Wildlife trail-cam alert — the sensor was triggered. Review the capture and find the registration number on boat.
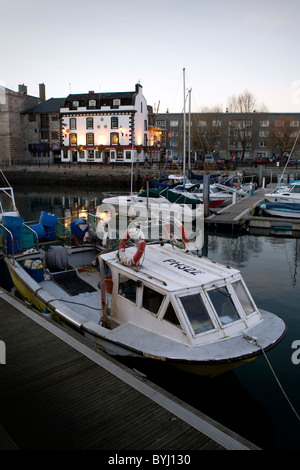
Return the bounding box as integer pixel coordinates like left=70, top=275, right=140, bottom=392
left=163, top=258, right=202, bottom=276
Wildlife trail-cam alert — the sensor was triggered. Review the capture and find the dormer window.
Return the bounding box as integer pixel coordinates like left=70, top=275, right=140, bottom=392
left=89, top=99, right=96, bottom=108
left=72, top=101, right=79, bottom=108
left=113, top=99, right=121, bottom=108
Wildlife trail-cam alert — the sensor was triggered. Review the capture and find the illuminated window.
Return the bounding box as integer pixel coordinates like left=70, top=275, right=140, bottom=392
left=69, top=133, right=77, bottom=146
left=110, top=133, right=119, bottom=145
left=86, top=133, right=94, bottom=146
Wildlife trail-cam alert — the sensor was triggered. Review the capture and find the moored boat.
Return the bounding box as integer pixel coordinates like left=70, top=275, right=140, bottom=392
left=3, top=222, right=286, bottom=376
left=261, top=202, right=300, bottom=219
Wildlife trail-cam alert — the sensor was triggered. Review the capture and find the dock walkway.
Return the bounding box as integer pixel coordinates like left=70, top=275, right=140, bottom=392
left=205, top=186, right=273, bottom=228
left=0, top=289, right=259, bottom=451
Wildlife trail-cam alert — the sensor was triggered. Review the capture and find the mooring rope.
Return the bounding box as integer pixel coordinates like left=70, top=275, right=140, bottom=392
left=243, top=334, right=300, bottom=422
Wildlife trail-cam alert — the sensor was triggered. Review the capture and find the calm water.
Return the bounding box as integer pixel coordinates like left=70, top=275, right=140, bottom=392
left=13, top=183, right=300, bottom=450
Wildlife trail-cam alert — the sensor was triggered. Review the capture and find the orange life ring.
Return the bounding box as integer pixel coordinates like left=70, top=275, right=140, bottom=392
left=164, top=217, right=189, bottom=249
left=118, top=228, right=146, bottom=266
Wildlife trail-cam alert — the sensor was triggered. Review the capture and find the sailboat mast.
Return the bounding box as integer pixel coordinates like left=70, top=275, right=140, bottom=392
left=183, top=68, right=186, bottom=185
left=188, top=88, right=191, bottom=173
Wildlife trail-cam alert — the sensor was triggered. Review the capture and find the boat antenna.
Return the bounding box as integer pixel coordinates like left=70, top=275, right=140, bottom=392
left=277, top=129, right=300, bottom=188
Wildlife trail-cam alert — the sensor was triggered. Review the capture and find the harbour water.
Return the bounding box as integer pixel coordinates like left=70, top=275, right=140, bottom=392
left=12, top=182, right=300, bottom=450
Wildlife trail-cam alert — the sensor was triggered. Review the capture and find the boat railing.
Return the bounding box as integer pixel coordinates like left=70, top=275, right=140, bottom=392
left=23, top=223, right=40, bottom=249
left=0, top=223, right=15, bottom=262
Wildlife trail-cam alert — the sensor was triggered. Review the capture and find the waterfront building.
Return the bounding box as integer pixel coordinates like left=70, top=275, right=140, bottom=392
left=22, top=97, right=65, bottom=163
left=156, top=111, right=300, bottom=162
left=0, top=84, right=43, bottom=164
left=60, top=83, right=161, bottom=164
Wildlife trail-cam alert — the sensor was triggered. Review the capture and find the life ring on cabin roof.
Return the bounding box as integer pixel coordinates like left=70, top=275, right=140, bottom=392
left=118, top=227, right=146, bottom=266
left=164, top=216, right=189, bottom=249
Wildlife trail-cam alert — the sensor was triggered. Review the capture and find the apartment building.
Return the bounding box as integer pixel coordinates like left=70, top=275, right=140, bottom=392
left=156, top=111, right=300, bottom=161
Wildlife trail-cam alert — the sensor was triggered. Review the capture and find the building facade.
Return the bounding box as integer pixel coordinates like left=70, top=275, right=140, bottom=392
left=22, top=97, right=65, bottom=163
left=156, top=111, right=300, bottom=161
left=60, top=83, right=160, bottom=164
left=0, top=84, right=43, bottom=163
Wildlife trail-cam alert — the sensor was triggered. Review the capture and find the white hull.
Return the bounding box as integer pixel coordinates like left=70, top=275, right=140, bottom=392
left=5, top=241, right=286, bottom=375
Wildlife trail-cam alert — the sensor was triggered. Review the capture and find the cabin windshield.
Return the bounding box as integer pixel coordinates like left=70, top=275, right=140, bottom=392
left=179, top=293, right=214, bottom=334
left=208, top=286, right=240, bottom=325
left=232, top=280, right=256, bottom=316
left=290, top=185, right=300, bottom=193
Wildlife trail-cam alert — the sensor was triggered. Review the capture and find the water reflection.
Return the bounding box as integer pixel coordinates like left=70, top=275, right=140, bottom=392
left=12, top=183, right=300, bottom=450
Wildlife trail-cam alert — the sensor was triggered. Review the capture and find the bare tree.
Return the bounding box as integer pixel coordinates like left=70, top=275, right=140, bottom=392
left=227, top=90, right=267, bottom=113
left=268, top=116, right=300, bottom=158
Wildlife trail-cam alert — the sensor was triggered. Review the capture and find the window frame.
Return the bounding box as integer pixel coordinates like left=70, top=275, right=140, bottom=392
left=86, top=117, right=94, bottom=129
left=86, top=133, right=94, bottom=146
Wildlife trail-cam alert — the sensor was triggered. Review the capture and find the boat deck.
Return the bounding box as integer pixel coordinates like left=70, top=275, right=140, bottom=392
left=0, top=288, right=259, bottom=451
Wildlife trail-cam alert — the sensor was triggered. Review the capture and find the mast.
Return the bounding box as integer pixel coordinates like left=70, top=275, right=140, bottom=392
left=183, top=68, right=186, bottom=185
left=188, top=88, right=192, bottom=173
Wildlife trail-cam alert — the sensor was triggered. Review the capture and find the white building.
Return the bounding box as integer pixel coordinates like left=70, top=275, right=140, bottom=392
left=60, top=83, right=156, bottom=164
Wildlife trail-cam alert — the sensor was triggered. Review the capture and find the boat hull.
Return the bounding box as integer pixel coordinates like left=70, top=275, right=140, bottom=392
left=261, top=202, right=300, bottom=219
left=5, top=242, right=287, bottom=378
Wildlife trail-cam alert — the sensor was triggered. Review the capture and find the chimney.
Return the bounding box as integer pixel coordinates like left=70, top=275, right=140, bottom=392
left=18, top=84, right=27, bottom=95
left=39, top=83, right=46, bottom=101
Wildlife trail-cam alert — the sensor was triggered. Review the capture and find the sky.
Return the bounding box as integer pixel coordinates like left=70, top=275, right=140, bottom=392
left=1, top=0, right=300, bottom=114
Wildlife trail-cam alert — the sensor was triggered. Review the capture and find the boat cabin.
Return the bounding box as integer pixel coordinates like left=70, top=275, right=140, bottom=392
left=102, top=244, right=262, bottom=347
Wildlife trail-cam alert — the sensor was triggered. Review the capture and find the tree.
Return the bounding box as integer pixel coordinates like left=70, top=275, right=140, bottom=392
left=227, top=90, right=267, bottom=113
left=268, top=116, right=300, bottom=158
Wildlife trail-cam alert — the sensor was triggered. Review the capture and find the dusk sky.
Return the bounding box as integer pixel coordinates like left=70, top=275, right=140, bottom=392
left=1, top=0, right=300, bottom=113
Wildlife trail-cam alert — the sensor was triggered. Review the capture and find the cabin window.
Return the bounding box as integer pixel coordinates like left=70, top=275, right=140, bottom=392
left=118, top=274, right=137, bottom=303
left=180, top=294, right=214, bottom=334
left=208, top=287, right=240, bottom=325
left=291, top=185, right=300, bottom=193
left=232, top=281, right=255, bottom=316
left=163, top=302, right=182, bottom=329
left=142, top=286, right=164, bottom=315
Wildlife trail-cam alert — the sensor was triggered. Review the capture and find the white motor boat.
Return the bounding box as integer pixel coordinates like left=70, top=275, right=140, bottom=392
left=4, top=224, right=286, bottom=377
left=265, top=181, right=300, bottom=204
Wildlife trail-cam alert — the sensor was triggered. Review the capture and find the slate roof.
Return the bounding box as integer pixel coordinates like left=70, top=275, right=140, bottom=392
left=23, top=98, right=65, bottom=114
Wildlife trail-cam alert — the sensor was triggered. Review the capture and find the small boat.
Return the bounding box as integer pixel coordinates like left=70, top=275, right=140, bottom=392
left=4, top=221, right=286, bottom=376
left=265, top=181, right=300, bottom=204
left=261, top=202, right=300, bottom=219
left=102, top=191, right=204, bottom=223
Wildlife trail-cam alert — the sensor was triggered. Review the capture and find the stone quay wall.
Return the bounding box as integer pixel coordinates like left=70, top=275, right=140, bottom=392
left=1, top=163, right=298, bottom=188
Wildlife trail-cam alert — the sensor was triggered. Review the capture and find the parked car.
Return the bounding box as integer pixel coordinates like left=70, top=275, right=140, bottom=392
left=277, top=157, right=297, bottom=165
left=204, top=154, right=214, bottom=163
left=254, top=157, right=270, bottom=164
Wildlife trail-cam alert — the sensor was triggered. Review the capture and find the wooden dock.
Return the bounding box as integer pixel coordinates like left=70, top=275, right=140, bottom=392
left=205, top=184, right=279, bottom=232
left=0, top=288, right=259, bottom=451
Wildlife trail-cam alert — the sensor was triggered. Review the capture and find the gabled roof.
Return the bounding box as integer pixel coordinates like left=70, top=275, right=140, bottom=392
left=23, top=98, right=65, bottom=114
left=63, top=91, right=136, bottom=108
left=62, top=84, right=142, bottom=109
